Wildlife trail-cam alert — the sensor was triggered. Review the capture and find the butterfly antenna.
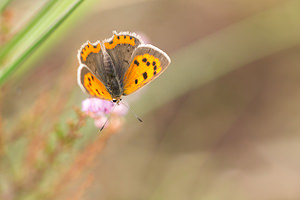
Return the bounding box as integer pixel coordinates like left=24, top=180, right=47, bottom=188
left=121, top=101, right=143, bottom=123
left=99, top=103, right=118, bottom=133
left=99, top=118, right=109, bottom=132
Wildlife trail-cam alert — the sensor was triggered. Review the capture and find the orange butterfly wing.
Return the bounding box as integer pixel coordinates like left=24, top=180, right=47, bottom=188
left=77, top=65, right=112, bottom=101
left=123, top=44, right=171, bottom=95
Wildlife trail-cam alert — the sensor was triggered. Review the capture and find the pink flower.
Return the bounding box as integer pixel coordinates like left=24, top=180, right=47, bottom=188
left=82, top=98, right=113, bottom=116
left=81, top=98, right=128, bottom=129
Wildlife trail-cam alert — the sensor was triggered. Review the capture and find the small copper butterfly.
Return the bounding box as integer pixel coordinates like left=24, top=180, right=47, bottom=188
left=77, top=31, right=171, bottom=103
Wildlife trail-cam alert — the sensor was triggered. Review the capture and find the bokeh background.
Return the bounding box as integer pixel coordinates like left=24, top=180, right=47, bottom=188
left=1, top=0, right=300, bottom=199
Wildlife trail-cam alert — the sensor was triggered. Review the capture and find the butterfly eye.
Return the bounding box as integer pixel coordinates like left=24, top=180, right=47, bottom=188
left=112, top=98, right=122, bottom=104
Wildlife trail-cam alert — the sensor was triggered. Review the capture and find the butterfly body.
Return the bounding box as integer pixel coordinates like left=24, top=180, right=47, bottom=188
left=77, top=31, right=171, bottom=103
left=101, top=52, right=123, bottom=100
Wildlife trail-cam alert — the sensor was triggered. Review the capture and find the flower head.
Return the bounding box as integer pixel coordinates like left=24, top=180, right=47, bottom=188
left=81, top=98, right=128, bottom=130
left=82, top=98, right=113, bottom=116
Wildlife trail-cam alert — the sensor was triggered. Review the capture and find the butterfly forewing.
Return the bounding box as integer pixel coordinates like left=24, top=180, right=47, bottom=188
left=122, top=44, right=171, bottom=95
left=78, top=65, right=113, bottom=101
left=103, top=31, right=143, bottom=84
left=78, top=41, right=103, bottom=75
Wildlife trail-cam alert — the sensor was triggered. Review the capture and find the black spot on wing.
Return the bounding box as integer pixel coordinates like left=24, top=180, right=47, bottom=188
left=134, top=60, right=139, bottom=66
left=96, top=89, right=101, bottom=95
left=143, top=72, right=148, bottom=80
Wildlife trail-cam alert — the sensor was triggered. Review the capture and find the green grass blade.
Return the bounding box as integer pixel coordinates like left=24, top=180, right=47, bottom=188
left=0, top=0, right=58, bottom=58
left=0, top=0, right=84, bottom=86
left=0, top=0, right=12, bottom=12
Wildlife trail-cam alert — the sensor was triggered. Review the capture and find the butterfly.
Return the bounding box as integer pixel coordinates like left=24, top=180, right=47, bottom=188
left=77, top=31, right=171, bottom=104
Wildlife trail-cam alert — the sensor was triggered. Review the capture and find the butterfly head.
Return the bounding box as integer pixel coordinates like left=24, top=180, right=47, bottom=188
left=112, top=97, right=122, bottom=104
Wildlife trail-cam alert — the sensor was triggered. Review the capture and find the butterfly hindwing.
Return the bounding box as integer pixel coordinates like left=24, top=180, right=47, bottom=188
left=77, top=65, right=113, bottom=101
left=123, top=44, right=171, bottom=95
left=103, top=31, right=143, bottom=84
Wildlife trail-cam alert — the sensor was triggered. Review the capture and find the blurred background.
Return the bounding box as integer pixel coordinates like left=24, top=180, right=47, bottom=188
left=1, top=0, right=300, bottom=199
